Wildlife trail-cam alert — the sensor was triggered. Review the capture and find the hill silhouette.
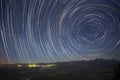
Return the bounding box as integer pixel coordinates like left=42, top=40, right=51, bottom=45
left=0, top=59, right=120, bottom=80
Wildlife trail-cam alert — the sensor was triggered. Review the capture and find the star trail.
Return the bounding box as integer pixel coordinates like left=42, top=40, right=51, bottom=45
left=0, top=0, right=120, bottom=64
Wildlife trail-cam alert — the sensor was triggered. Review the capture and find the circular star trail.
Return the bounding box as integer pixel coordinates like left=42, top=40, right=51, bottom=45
left=0, top=0, right=120, bottom=64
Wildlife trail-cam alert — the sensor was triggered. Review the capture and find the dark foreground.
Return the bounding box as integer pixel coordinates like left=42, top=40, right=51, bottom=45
left=0, top=59, right=120, bottom=80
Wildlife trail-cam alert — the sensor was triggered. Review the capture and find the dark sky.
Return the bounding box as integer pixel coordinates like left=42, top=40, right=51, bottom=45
left=0, top=0, right=120, bottom=64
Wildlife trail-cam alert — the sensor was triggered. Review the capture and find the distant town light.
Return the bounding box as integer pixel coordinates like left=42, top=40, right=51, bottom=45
left=28, top=64, right=33, bottom=68
left=32, top=64, right=37, bottom=67
left=28, top=64, right=37, bottom=68
left=27, top=64, right=55, bottom=68
left=17, top=65, right=22, bottom=67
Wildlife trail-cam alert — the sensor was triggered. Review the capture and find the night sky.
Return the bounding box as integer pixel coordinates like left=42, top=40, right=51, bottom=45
left=0, top=0, right=120, bottom=64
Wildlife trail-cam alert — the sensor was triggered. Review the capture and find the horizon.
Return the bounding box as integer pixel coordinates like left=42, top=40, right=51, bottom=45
left=0, top=58, right=119, bottom=65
